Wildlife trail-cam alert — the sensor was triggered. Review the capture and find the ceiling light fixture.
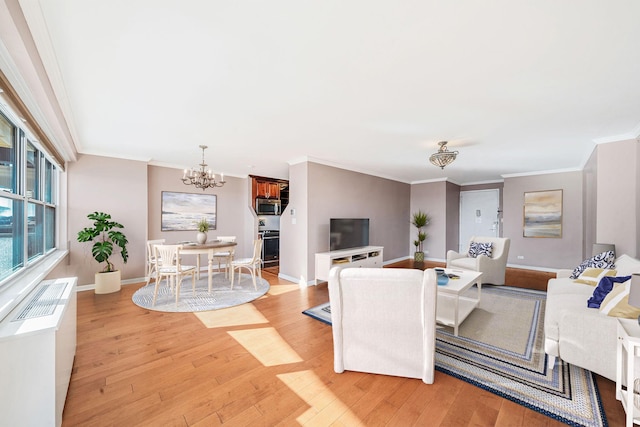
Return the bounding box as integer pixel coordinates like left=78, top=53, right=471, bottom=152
left=182, top=145, right=226, bottom=190
left=429, top=141, right=458, bottom=169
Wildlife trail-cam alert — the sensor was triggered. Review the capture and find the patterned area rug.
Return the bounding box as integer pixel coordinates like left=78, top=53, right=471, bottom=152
left=302, top=286, right=607, bottom=427
left=132, top=272, right=269, bottom=312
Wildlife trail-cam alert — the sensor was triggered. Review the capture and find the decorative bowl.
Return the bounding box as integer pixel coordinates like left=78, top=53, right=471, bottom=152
left=435, top=268, right=449, bottom=286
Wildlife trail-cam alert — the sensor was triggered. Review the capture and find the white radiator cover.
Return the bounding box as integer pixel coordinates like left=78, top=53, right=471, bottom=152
left=0, top=277, right=77, bottom=427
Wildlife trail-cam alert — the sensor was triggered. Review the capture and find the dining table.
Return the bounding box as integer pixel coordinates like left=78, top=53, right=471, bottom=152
left=178, top=240, right=238, bottom=293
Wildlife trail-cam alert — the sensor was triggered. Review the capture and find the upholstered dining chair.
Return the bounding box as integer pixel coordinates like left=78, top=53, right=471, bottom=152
left=213, top=236, right=236, bottom=278
left=230, top=239, right=263, bottom=290
left=153, top=244, right=197, bottom=306
left=145, top=238, right=165, bottom=286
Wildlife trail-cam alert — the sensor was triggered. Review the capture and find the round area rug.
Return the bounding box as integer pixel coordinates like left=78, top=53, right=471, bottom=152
left=132, top=272, right=270, bottom=313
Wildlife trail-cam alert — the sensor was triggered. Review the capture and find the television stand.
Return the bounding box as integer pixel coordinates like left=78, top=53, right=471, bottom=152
left=315, top=246, right=384, bottom=284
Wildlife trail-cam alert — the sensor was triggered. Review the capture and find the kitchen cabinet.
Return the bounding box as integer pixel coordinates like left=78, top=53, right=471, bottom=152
left=256, top=181, right=280, bottom=199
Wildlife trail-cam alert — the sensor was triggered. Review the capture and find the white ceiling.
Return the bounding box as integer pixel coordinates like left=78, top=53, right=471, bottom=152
left=17, top=0, right=640, bottom=184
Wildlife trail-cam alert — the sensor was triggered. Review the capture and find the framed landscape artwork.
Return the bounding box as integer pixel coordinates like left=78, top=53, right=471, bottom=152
left=523, top=189, right=562, bottom=238
left=161, top=191, right=217, bottom=231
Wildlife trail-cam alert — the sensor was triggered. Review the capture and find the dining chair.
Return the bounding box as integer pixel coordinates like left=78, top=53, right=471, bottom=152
left=153, top=244, right=197, bottom=306
left=230, top=239, right=263, bottom=290
left=213, top=236, right=236, bottom=278
left=145, top=238, right=166, bottom=286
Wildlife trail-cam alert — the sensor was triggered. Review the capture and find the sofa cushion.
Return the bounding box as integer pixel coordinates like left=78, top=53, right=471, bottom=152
left=614, top=254, right=640, bottom=276
left=599, top=277, right=638, bottom=318
left=570, top=250, right=616, bottom=279
left=468, top=241, right=493, bottom=258
left=544, top=278, right=595, bottom=340
left=547, top=277, right=595, bottom=296
left=574, top=267, right=617, bottom=286
left=449, top=257, right=477, bottom=270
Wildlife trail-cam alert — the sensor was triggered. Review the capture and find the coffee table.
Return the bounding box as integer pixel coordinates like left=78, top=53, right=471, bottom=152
left=435, top=268, right=482, bottom=336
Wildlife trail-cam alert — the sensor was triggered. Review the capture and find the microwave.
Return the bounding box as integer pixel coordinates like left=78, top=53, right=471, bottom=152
left=256, top=198, right=281, bottom=215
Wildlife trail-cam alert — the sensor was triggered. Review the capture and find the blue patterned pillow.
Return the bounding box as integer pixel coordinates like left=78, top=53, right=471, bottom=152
left=468, top=242, right=493, bottom=258
left=570, top=250, right=616, bottom=279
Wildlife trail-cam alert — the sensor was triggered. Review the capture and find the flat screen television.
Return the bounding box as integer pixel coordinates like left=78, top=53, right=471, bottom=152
left=330, top=218, right=370, bottom=251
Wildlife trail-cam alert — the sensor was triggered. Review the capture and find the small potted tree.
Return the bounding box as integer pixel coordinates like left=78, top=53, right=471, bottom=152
left=77, top=211, right=129, bottom=294
left=411, top=210, right=431, bottom=262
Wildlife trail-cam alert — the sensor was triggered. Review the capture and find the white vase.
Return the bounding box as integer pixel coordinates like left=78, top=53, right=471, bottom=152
left=196, top=231, right=207, bottom=244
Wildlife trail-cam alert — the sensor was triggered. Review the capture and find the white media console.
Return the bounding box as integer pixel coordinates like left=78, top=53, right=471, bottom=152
left=315, top=246, right=384, bottom=284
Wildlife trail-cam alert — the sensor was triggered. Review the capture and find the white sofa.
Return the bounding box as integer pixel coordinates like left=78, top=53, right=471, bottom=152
left=446, top=236, right=511, bottom=285
left=544, top=254, right=640, bottom=381
left=328, top=267, right=438, bottom=384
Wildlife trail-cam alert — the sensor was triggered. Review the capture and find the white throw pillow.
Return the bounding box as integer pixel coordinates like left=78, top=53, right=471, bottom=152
left=614, top=254, right=640, bottom=276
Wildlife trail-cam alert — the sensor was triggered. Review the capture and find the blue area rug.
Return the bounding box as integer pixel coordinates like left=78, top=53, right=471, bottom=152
left=302, top=286, right=607, bottom=427
left=132, top=272, right=269, bottom=312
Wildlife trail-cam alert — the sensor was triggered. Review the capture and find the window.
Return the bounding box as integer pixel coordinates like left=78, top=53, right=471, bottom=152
left=0, top=113, right=17, bottom=193
left=0, top=110, right=58, bottom=283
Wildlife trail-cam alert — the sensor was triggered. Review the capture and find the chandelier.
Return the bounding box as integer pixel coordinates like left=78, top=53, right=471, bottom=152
left=182, top=145, right=226, bottom=190
left=429, top=141, right=458, bottom=169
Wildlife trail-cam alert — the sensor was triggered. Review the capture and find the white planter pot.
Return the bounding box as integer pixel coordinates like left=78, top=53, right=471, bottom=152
left=95, top=270, right=121, bottom=294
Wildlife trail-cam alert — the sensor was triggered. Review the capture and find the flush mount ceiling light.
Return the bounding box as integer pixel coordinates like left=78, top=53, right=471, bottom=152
left=181, top=145, right=226, bottom=190
left=429, top=141, right=459, bottom=169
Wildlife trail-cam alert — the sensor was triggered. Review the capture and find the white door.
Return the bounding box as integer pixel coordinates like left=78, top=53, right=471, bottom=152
left=459, top=189, right=500, bottom=252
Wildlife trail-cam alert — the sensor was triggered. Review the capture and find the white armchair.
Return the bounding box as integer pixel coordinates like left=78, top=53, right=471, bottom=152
left=446, top=236, right=510, bottom=285
left=328, top=267, right=438, bottom=384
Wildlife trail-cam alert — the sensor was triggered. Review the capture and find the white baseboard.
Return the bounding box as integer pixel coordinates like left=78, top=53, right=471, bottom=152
left=77, top=276, right=145, bottom=293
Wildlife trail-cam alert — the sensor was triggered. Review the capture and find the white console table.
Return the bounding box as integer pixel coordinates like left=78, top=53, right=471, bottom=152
left=616, top=319, right=640, bottom=426
left=315, top=246, right=383, bottom=284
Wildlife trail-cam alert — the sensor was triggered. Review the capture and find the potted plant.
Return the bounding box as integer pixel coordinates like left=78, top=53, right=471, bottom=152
left=411, top=210, right=431, bottom=262
left=77, top=211, right=129, bottom=294
left=196, top=218, right=210, bottom=244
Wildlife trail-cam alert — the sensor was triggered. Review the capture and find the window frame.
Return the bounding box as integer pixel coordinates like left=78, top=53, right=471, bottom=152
left=0, top=104, right=59, bottom=286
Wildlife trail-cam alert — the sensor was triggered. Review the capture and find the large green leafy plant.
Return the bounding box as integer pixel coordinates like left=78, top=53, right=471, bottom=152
left=77, top=211, right=129, bottom=273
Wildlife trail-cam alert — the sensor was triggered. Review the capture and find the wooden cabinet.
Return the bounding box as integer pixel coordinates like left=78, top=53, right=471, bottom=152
left=255, top=180, right=280, bottom=199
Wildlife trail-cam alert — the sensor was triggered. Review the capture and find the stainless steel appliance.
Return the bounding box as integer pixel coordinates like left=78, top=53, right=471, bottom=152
left=259, top=230, right=279, bottom=266
left=255, top=198, right=281, bottom=215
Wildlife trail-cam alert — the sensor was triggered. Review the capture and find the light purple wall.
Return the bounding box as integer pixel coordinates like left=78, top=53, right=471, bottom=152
left=446, top=181, right=461, bottom=253
left=503, top=171, right=584, bottom=269
left=596, top=139, right=639, bottom=257
left=583, top=148, right=598, bottom=259
left=279, top=162, right=309, bottom=283
left=49, top=140, right=639, bottom=286
left=410, top=181, right=447, bottom=259
left=281, top=162, right=410, bottom=283
left=63, top=154, right=148, bottom=285
left=147, top=165, right=255, bottom=259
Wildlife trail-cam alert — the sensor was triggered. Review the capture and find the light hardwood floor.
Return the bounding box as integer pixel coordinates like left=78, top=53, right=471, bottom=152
left=62, top=261, right=625, bottom=426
